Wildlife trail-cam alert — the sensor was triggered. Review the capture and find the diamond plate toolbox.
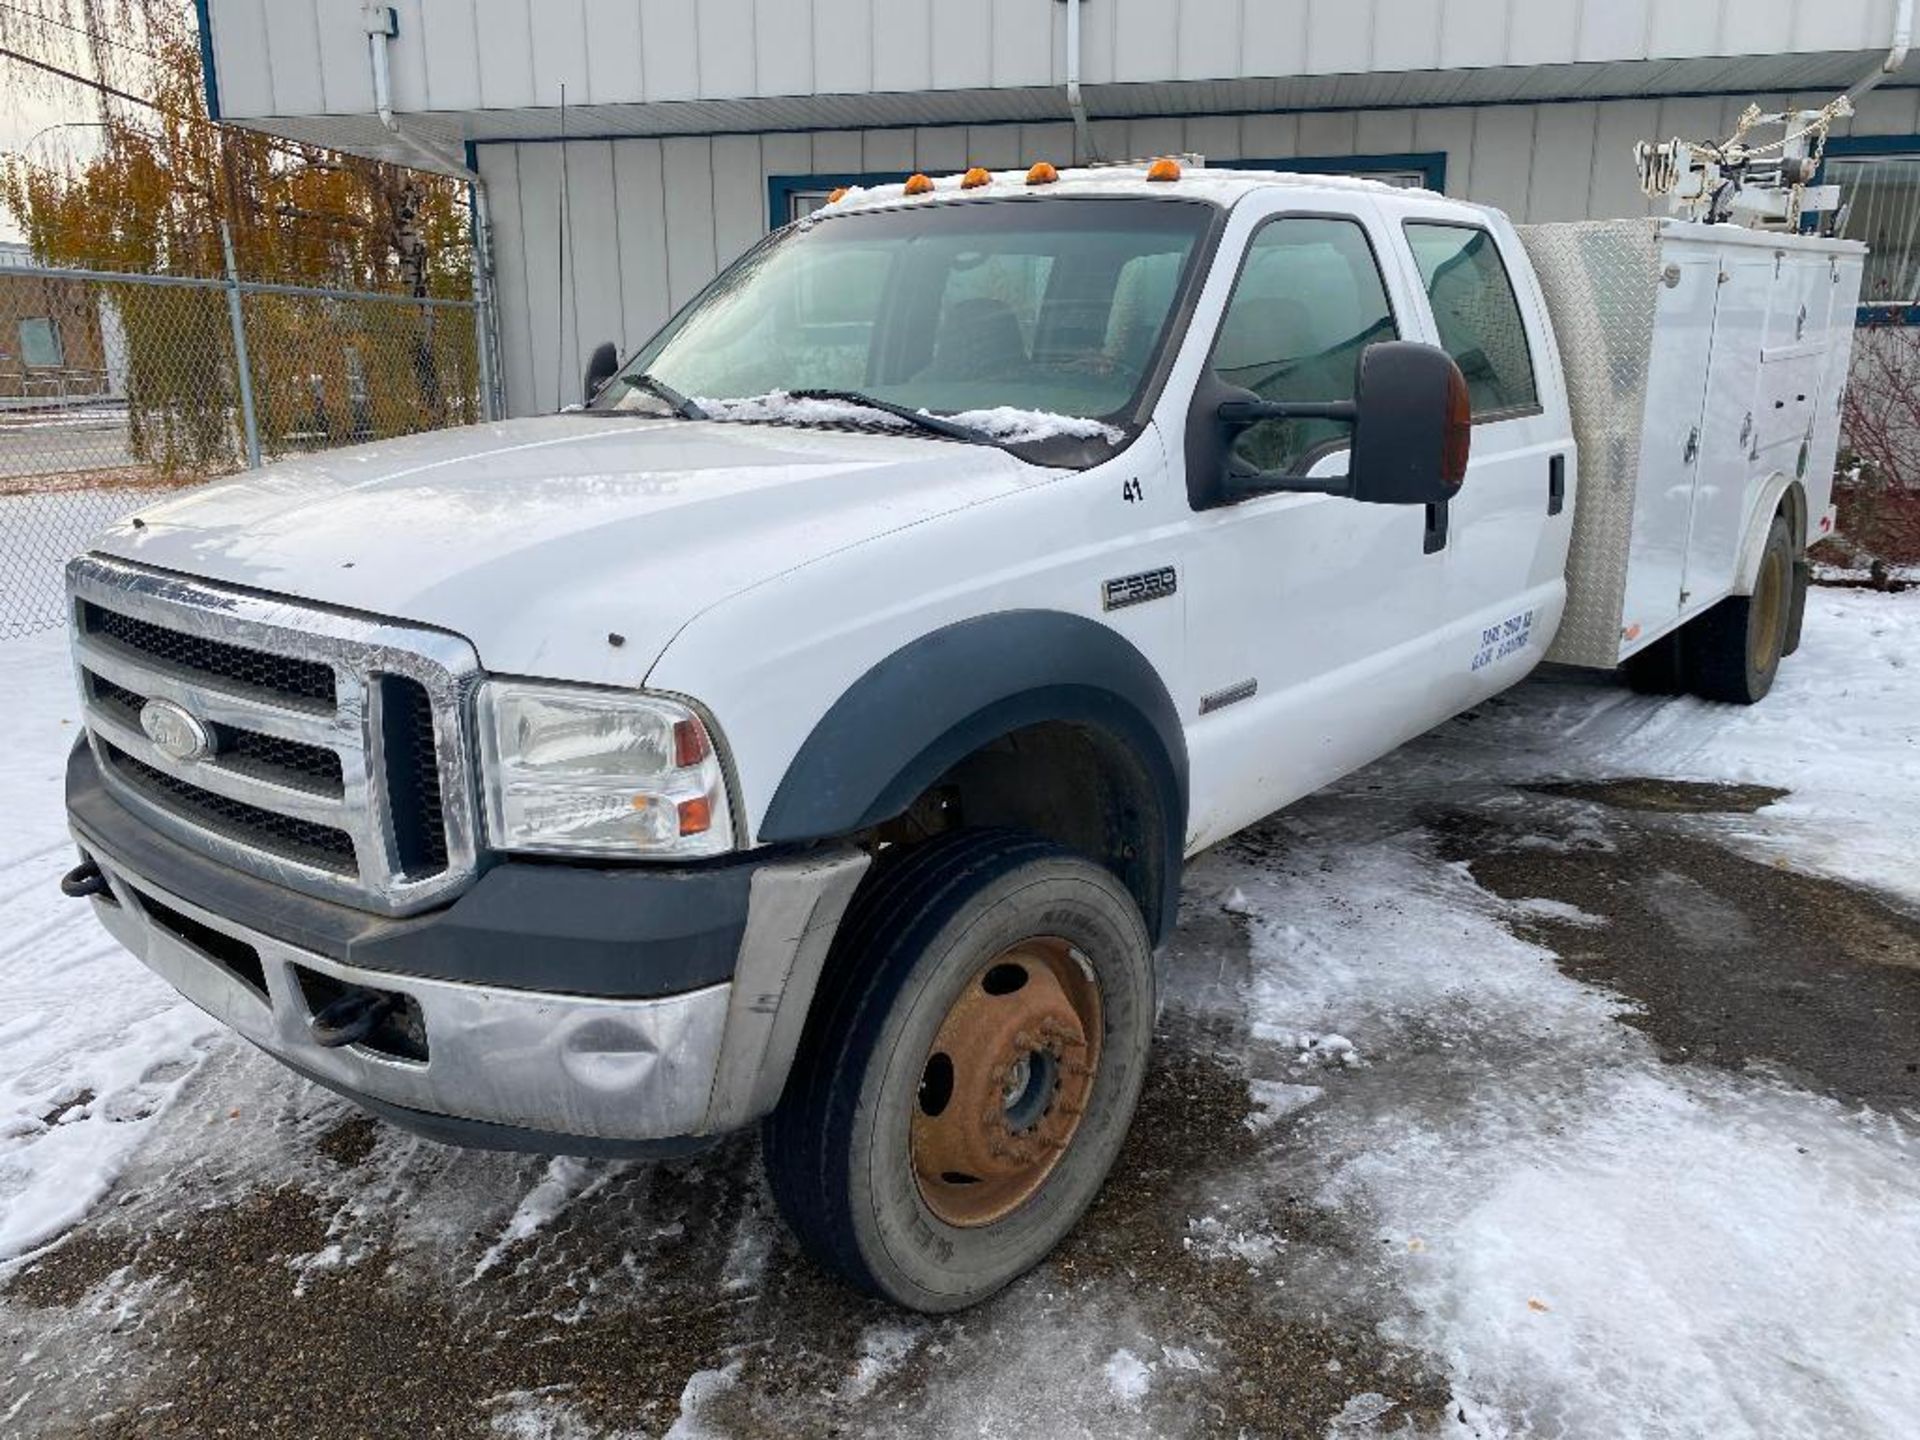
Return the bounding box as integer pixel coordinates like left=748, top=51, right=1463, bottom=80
left=1517, top=219, right=1664, bottom=669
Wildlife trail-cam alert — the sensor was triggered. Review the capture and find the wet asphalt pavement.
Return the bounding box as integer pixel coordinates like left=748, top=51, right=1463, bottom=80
left=4, top=700, right=1918, bottom=1438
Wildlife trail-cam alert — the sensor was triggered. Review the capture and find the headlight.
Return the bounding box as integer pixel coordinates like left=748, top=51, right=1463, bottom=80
left=477, top=681, right=734, bottom=858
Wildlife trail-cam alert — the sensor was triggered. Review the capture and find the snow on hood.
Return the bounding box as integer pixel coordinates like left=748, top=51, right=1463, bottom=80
left=86, top=414, right=1046, bottom=686
left=691, top=390, right=1125, bottom=446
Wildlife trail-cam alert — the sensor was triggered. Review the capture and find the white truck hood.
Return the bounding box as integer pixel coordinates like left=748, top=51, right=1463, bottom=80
left=89, top=415, right=1045, bottom=685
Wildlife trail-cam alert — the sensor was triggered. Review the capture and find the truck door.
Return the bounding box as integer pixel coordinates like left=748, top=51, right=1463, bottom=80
left=1175, top=202, right=1454, bottom=850
left=1396, top=218, right=1573, bottom=699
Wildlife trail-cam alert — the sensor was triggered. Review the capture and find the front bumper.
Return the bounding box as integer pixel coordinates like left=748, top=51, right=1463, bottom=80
left=68, top=744, right=868, bottom=1152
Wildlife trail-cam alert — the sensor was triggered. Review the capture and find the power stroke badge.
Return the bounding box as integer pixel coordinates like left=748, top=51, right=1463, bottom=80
left=1102, top=566, right=1178, bottom=612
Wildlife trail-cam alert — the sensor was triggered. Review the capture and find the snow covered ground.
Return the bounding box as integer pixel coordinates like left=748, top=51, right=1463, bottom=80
left=1, top=587, right=1917, bottom=1438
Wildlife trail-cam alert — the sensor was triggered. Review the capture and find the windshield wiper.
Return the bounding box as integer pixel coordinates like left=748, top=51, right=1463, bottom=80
left=787, top=388, right=991, bottom=445
left=625, top=371, right=707, bottom=420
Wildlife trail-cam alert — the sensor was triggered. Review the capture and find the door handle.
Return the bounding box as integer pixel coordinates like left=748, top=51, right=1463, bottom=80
left=1684, top=426, right=1700, bottom=466
left=1548, top=454, right=1566, bottom=516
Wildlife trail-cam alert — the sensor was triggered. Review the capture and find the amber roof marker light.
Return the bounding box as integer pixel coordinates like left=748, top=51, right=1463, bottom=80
left=1026, top=162, right=1060, bottom=185
left=826, top=186, right=849, bottom=204
left=961, top=166, right=992, bottom=189
left=904, top=173, right=936, bottom=195
left=1145, top=156, right=1183, bottom=182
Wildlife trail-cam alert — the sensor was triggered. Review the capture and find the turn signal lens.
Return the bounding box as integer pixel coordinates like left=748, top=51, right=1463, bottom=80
left=961, top=166, right=991, bottom=189
left=672, top=717, right=710, bottom=768
left=1026, top=161, right=1059, bottom=185
left=1145, top=156, right=1182, bottom=182
left=904, top=172, right=935, bottom=195
left=827, top=186, right=849, bottom=203
left=1442, top=365, right=1472, bottom=491
left=676, top=795, right=714, bottom=836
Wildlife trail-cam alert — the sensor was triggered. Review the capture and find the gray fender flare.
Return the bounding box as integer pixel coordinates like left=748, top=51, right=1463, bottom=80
left=759, top=610, right=1189, bottom=944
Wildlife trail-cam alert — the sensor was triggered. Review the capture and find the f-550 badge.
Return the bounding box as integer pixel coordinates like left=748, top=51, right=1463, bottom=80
left=1102, top=566, right=1177, bottom=612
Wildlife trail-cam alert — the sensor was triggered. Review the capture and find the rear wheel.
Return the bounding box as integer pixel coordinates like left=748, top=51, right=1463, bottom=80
left=762, top=830, right=1155, bottom=1312
left=1685, top=514, right=1794, bottom=704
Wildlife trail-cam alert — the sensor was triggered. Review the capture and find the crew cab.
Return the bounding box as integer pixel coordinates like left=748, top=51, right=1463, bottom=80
left=59, top=161, right=1860, bottom=1312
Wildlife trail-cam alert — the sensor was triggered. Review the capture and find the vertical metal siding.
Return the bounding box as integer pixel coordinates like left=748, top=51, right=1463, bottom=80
left=1439, top=0, right=1511, bottom=70
left=1176, top=0, right=1242, bottom=83
left=473, top=0, right=536, bottom=109
left=1527, top=103, right=1599, bottom=221
left=1113, top=0, right=1179, bottom=84
left=1577, top=0, right=1650, bottom=64
left=814, top=0, right=876, bottom=95
left=204, top=0, right=1907, bottom=121
left=697, top=0, right=758, bottom=97
left=315, top=0, right=378, bottom=113
left=1374, top=0, right=1442, bottom=73
left=583, top=0, right=644, bottom=106
left=1306, top=0, right=1373, bottom=74
left=263, top=3, right=326, bottom=114
left=1510, top=0, right=1579, bottom=68
left=640, top=0, right=701, bottom=103
left=612, top=139, right=673, bottom=347
left=207, top=0, right=273, bottom=117
left=418, top=0, right=484, bottom=110
left=992, top=0, right=1054, bottom=89
left=661, top=137, right=719, bottom=312
left=529, top=2, right=591, bottom=106
left=874, top=1, right=935, bottom=94
left=754, top=0, right=816, bottom=96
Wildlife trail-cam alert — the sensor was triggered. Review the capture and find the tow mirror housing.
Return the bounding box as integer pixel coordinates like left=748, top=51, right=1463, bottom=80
left=1345, top=341, right=1472, bottom=505
left=584, top=341, right=620, bottom=406
left=1189, top=340, right=1471, bottom=508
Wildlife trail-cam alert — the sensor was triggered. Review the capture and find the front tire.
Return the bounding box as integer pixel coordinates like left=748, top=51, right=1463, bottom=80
left=762, top=830, right=1155, bottom=1312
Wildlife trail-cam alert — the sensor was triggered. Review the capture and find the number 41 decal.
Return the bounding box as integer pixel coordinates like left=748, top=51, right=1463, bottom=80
left=1121, top=478, right=1143, bottom=503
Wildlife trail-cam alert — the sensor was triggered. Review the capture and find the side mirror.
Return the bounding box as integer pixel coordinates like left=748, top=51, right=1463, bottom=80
left=1188, top=340, right=1470, bottom=508
left=583, top=341, right=620, bottom=406
left=1344, top=341, right=1472, bottom=506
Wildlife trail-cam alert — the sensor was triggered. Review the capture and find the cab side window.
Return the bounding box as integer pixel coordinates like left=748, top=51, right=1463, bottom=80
left=1404, top=223, right=1539, bottom=419
left=1211, top=216, right=1399, bottom=476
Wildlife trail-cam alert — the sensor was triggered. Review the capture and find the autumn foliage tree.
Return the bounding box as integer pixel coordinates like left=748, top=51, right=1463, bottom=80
left=2, top=0, right=478, bottom=474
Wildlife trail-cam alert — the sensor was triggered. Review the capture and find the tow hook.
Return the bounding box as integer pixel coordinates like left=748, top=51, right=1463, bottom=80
left=60, top=860, right=110, bottom=899
left=309, top=988, right=399, bottom=1049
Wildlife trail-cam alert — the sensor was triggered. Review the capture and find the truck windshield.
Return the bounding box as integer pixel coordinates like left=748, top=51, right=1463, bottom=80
left=595, top=198, right=1214, bottom=450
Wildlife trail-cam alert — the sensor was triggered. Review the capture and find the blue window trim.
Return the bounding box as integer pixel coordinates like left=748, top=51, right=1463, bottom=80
left=1214, top=151, right=1447, bottom=191
left=190, top=0, right=221, bottom=120
left=1818, top=133, right=1920, bottom=324
left=765, top=152, right=1447, bottom=231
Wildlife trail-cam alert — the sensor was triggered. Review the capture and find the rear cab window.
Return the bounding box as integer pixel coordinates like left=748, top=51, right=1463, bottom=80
left=1403, top=222, right=1541, bottom=421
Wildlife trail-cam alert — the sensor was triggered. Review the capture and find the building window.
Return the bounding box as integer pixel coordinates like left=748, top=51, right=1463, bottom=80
left=784, top=188, right=840, bottom=223
left=1825, top=152, right=1920, bottom=320
left=18, top=316, right=63, bottom=368
left=1404, top=223, right=1539, bottom=419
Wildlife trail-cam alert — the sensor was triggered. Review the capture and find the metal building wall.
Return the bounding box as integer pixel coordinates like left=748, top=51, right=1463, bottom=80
left=205, top=0, right=1901, bottom=120
left=480, top=84, right=1920, bottom=416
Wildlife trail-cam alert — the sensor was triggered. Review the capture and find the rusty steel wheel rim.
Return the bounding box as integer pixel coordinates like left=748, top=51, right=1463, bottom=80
left=1751, top=542, right=1789, bottom=674
left=910, top=937, right=1103, bottom=1228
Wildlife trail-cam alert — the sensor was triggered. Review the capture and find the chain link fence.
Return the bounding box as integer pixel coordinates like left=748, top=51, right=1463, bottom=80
left=1, top=257, right=492, bottom=639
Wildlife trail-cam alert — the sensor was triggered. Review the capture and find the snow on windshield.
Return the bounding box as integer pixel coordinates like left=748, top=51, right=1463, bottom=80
left=690, top=390, right=1124, bottom=446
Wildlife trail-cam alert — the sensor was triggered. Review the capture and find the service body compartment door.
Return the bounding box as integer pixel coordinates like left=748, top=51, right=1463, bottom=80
left=1681, top=256, right=1771, bottom=610
left=1620, top=253, right=1717, bottom=644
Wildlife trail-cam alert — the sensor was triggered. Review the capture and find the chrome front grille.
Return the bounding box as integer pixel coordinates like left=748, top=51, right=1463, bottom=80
left=68, top=554, right=481, bottom=916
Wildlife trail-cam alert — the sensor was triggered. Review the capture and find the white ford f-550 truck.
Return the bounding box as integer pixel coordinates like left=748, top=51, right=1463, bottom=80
left=59, top=161, right=1861, bottom=1311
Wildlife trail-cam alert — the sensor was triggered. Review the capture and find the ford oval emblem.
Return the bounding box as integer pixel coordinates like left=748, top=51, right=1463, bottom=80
left=139, top=698, right=213, bottom=763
